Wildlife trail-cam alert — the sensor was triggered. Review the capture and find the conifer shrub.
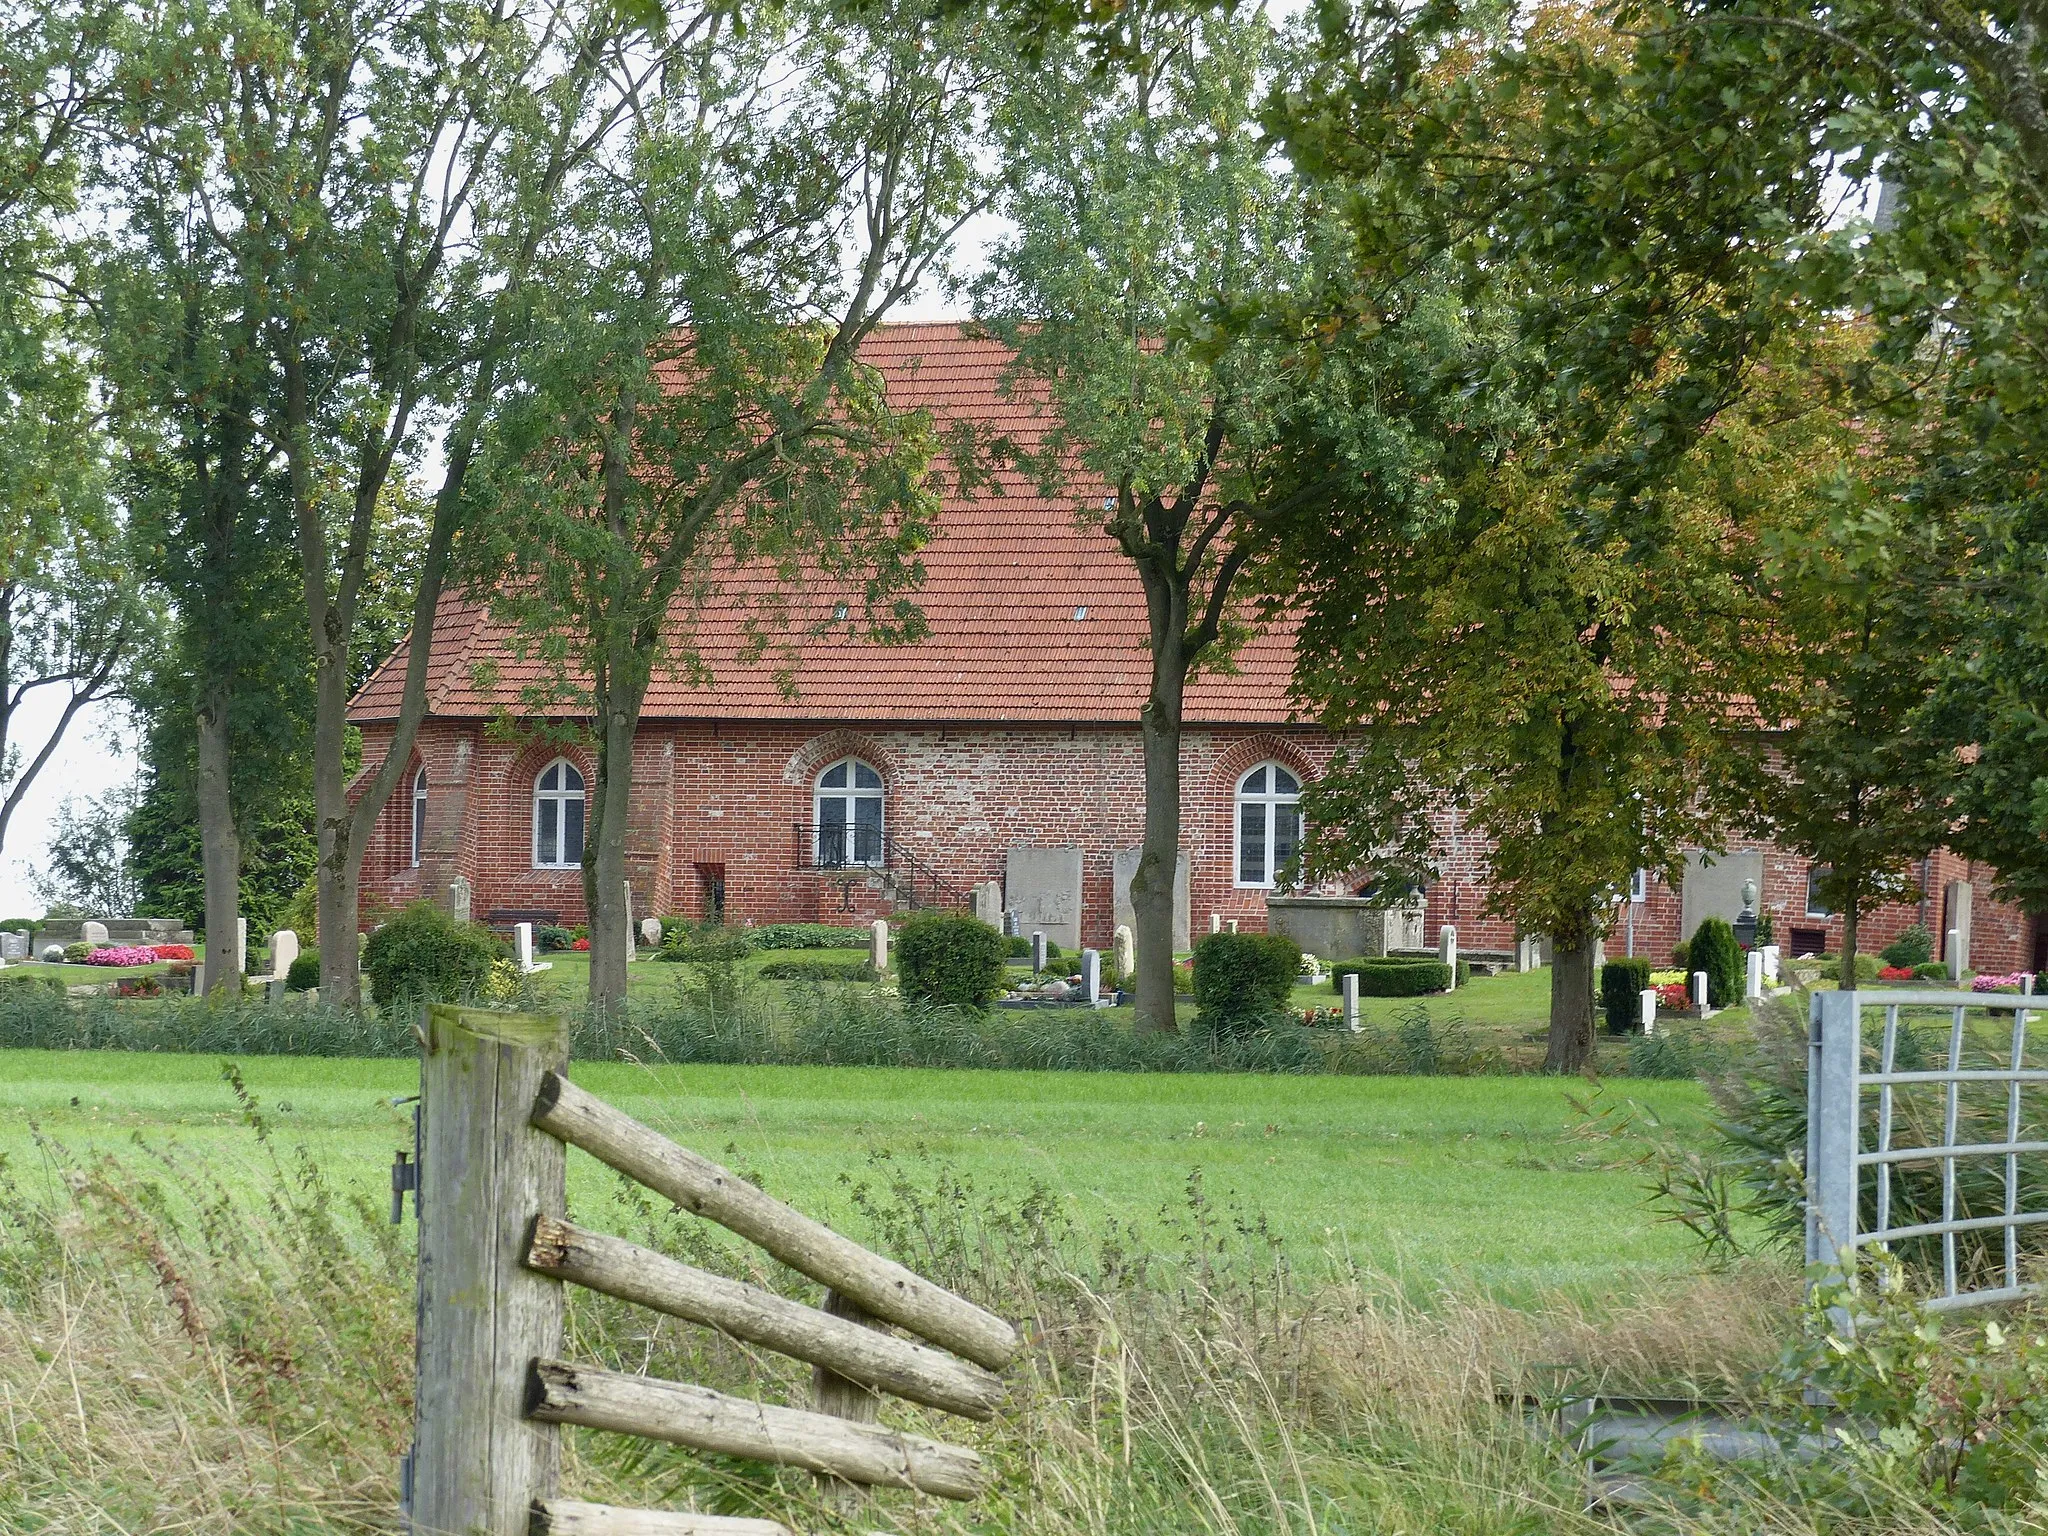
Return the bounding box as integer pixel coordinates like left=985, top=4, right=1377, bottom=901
left=896, top=913, right=1005, bottom=1009
left=1687, top=916, right=1743, bottom=1008
left=1193, top=932, right=1300, bottom=1032
left=1600, top=957, right=1654, bottom=1034
left=1880, top=924, right=1934, bottom=969
left=285, top=950, right=321, bottom=991
left=361, top=902, right=502, bottom=1006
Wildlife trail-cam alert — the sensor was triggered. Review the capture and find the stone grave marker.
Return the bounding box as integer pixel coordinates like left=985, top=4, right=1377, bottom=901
left=447, top=876, right=471, bottom=925
left=0, top=932, right=27, bottom=961
left=870, top=918, right=890, bottom=973
left=1746, top=949, right=1764, bottom=1001
left=1110, top=849, right=1190, bottom=952
left=1210, top=913, right=1222, bottom=935
left=1762, top=944, right=1780, bottom=985
left=269, top=929, right=300, bottom=978
left=1341, top=971, right=1360, bottom=1033
left=1691, top=970, right=1710, bottom=1013
left=972, top=879, right=1003, bottom=930
left=1005, top=846, right=1083, bottom=951
left=1439, top=924, right=1458, bottom=989
left=1944, top=882, right=1973, bottom=973
left=622, top=881, right=636, bottom=964
left=81, top=920, right=109, bottom=947
left=515, top=923, right=553, bottom=975
left=1081, top=948, right=1100, bottom=1005
left=1640, top=988, right=1658, bottom=1034
left=1112, top=924, right=1134, bottom=982
left=1948, top=927, right=1965, bottom=981
left=1031, top=930, right=1047, bottom=973
left=640, top=917, right=662, bottom=948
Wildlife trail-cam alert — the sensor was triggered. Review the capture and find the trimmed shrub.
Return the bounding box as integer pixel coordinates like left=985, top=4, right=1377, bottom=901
left=536, top=925, right=575, bottom=953
left=1331, top=957, right=1452, bottom=997
left=1880, top=924, right=1935, bottom=969
left=1687, top=917, right=1744, bottom=1008
left=1004, top=934, right=1065, bottom=964
left=1913, top=960, right=1951, bottom=980
left=285, top=950, right=321, bottom=991
left=758, top=957, right=878, bottom=983
left=1671, top=939, right=1690, bottom=972
left=1193, top=932, right=1300, bottom=1033
left=62, top=941, right=90, bottom=964
left=362, top=902, right=502, bottom=1006
left=897, top=913, right=1005, bottom=1009
left=1601, top=957, right=1654, bottom=1034
left=0, top=917, right=33, bottom=933
left=1816, top=952, right=1881, bottom=983
left=746, top=923, right=871, bottom=950
left=659, top=925, right=757, bottom=965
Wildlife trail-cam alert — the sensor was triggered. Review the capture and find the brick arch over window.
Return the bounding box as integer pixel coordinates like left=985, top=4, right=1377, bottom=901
left=1207, top=735, right=1318, bottom=798
left=781, top=730, right=901, bottom=788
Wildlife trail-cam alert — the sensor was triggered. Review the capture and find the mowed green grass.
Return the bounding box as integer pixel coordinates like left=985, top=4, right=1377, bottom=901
left=0, top=1046, right=1722, bottom=1301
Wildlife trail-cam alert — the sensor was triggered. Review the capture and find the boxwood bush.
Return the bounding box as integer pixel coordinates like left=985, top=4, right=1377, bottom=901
left=746, top=923, right=872, bottom=950
left=1601, top=957, right=1654, bottom=1034
left=285, top=949, right=321, bottom=991
left=1879, top=924, right=1935, bottom=969
left=362, top=902, right=503, bottom=1006
left=1330, top=957, right=1452, bottom=997
left=897, top=913, right=1005, bottom=1009
left=1193, top=931, right=1300, bottom=1033
left=758, top=956, right=878, bottom=983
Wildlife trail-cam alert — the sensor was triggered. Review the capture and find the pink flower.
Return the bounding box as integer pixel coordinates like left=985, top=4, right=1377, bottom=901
left=85, top=945, right=159, bottom=967
left=1972, top=972, right=2034, bottom=993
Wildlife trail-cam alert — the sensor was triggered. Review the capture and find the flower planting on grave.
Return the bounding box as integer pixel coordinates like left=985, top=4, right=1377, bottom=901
left=1655, top=981, right=1691, bottom=1012
left=1972, top=971, right=2034, bottom=992
left=83, top=945, right=160, bottom=967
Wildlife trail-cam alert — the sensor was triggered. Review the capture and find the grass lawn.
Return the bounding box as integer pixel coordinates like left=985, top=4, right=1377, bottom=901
left=0, top=1044, right=1726, bottom=1301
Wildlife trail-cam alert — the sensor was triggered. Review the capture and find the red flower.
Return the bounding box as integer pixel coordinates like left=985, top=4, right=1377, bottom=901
left=1655, top=981, right=1690, bottom=1010
left=1879, top=965, right=1915, bottom=981
left=570, top=937, right=590, bottom=951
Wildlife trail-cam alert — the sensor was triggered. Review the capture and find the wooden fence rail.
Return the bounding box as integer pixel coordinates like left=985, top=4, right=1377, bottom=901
left=406, top=1005, right=1014, bottom=1536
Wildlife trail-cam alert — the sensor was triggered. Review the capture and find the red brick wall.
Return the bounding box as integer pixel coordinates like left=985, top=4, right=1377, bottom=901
left=355, top=717, right=2042, bottom=969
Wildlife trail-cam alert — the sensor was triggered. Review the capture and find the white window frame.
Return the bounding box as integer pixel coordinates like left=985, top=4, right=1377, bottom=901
left=1805, top=865, right=1832, bottom=919
left=410, top=767, right=428, bottom=869
left=813, top=757, right=885, bottom=867
left=532, top=758, right=586, bottom=871
left=1630, top=868, right=1649, bottom=903
left=1234, top=762, right=1303, bottom=889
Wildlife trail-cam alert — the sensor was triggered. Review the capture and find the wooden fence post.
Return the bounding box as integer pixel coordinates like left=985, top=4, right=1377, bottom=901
left=411, top=1003, right=570, bottom=1535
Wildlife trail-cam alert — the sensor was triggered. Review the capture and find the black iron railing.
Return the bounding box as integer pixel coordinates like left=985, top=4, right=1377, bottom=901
left=791, top=823, right=968, bottom=911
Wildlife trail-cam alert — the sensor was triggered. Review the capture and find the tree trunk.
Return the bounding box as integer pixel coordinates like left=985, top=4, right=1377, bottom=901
left=1839, top=893, right=1860, bottom=991
left=1543, top=915, right=1600, bottom=1073
left=585, top=668, right=644, bottom=1011
left=194, top=680, right=242, bottom=997
left=1131, top=653, right=1184, bottom=1036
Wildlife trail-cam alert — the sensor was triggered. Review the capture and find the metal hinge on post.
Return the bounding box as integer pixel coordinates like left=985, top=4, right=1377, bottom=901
left=390, top=1095, right=420, bottom=1223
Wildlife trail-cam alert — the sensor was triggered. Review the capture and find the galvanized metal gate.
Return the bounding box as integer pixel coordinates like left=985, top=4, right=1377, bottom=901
left=1808, top=984, right=2044, bottom=1316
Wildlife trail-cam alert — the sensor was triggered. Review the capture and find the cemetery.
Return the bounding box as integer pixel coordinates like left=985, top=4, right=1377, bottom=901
left=3, top=0, right=2047, bottom=1531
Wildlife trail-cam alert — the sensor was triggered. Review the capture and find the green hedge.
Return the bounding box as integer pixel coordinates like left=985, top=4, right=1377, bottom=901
left=0, top=969, right=66, bottom=998
left=1004, top=934, right=1064, bottom=963
left=362, top=902, right=503, bottom=1006
left=897, top=913, right=1005, bottom=1009
left=1687, top=917, right=1744, bottom=1008
left=285, top=950, right=321, bottom=991
left=757, top=957, right=877, bottom=983
left=1330, top=957, right=1452, bottom=997
left=746, top=923, right=872, bottom=950
left=1601, top=957, right=1653, bottom=1034
left=1192, top=932, right=1300, bottom=1033
left=658, top=926, right=757, bottom=965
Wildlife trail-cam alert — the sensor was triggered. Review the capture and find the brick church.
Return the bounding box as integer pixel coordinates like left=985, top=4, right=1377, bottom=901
left=349, top=324, right=2044, bottom=974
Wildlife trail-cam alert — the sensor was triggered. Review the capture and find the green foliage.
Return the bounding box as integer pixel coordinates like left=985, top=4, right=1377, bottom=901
left=1330, top=957, right=1452, bottom=998
left=657, top=925, right=757, bottom=965
left=1600, top=958, right=1653, bottom=1035
left=744, top=924, right=872, bottom=951
left=1192, top=933, right=1300, bottom=1033
left=896, top=914, right=1006, bottom=1011
left=62, top=942, right=89, bottom=964
left=1816, top=953, right=1881, bottom=983
left=284, top=950, right=320, bottom=992
left=0, top=970, right=67, bottom=999
left=1880, top=924, right=1934, bottom=969
left=1005, top=934, right=1065, bottom=964
left=360, top=903, right=502, bottom=1008
left=1687, top=917, right=1743, bottom=1008
left=536, top=926, right=574, bottom=953
left=1914, top=961, right=1951, bottom=980
left=757, top=957, right=877, bottom=983
left=1670, top=939, right=1690, bottom=972
left=0, top=920, right=30, bottom=933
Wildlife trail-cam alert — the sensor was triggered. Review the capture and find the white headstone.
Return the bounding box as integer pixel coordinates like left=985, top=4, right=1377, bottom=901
left=1640, top=987, right=1658, bottom=1033
left=1438, top=924, right=1458, bottom=989
left=1762, top=944, right=1780, bottom=984
left=1746, top=949, right=1764, bottom=1001
left=640, top=917, right=662, bottom=948
left=0, top=932, right=27, bottom=961
left=269, top=930, right=299, bottom=979
left=515, top=922, right=534, bottom=969
left=1691, top=969, right=1709, bottom=1011
left=1031, top=930, right=1047, bottom=973
left=1209, top=913, right=1222, bottom=936
left=81, top=919, right=109, bottom=947
left=1516, top=935, right=1536, bottom=973
left=1111, top=849, right=1191, bottom=953
left=1226, top=918, right=1238, bottom=935
left=1342, top=971, right=1361, bottom=1033
left=623, top=881, right=636, bottom=964
left=972, top=879, right=1004, bottom=930
left=237, top=916, right=248, bottom=974
left=447, top=877, right=470, bottom=924
left=1112, top=924, right=1135, bottom=982
left=870, top=919, right=890, bottom=973
left=1081, top=947, right=1100, bottom=1005
left=1944, top=882, right=1973, bottom=974
left=1948, top=927, right=1964, bottom=981
left=1004, top=845, right=1084, bottom=951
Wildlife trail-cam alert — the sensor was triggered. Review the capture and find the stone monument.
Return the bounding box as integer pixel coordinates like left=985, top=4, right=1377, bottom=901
left=1006, top=845, right=1083, bottom=951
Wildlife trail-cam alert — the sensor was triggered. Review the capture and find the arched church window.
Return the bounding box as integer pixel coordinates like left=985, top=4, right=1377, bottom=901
left=411, top=767, right=428, bottom=868
left=1235, top=763, right=1301, bottom=888
left=814, top=758, right=883, bottom=867
left=533, top=759, right=586, bottom=869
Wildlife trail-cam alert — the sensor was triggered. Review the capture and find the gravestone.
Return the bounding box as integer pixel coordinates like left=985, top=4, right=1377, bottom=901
left=1267, top=897, right=1421, bottom=961
left=1691, top=970, right=1710, bottom=1012
left=237, top=916, right=248, bottom=975
left=1438, top=924, right=1458, bottom=990
left=1761, top=944, right=1780, bottom=985
left=1944, top=882, right=1973, bottom=973
left=1640, top=988, right=1658, bottom=1035
left=622, top=881, right=636, bottom=964
left=1005, top=845, right=1083, bottom=951
left=1112, top=924, right=1134, bottom=981
left=1746, top=949, right=1764, bottom=1001
left=447, top=876, right=471, bottom=925
left=1081, top=948, right=1100, bottom=1005
left=1111, top=849, right=1190, bottom=953
left=972, top=880, right=1003, bottom=931
left=1031, top=930, right=1047, bottom=974
left=640, top=917, right=662, bottom=948
left=1341, top=971, right=1361, bottom=1033
left=269, top=929, right=300, bottom=979
left=870, top=919, right=890, bottom=973
left=0, top=932, right=27, bottom=961
left=1210, top=913, right=1222, bottom=936
left=515, top=922, right=553, bottom=975
left=1003, top=909, right=1020, bottom=938
left=81, top=920, right=109, bottom=947
left=1679, top=849, right=1764, bottom=943
left=1516, top=935, right=1539, bottom=973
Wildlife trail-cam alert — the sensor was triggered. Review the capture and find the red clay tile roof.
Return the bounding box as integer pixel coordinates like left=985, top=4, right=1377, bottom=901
left=349, top=322, right=1301, bottom=727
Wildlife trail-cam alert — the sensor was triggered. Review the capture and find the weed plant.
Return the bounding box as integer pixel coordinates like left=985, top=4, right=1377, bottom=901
left=3, top=1073, right=2036, bottom=1534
